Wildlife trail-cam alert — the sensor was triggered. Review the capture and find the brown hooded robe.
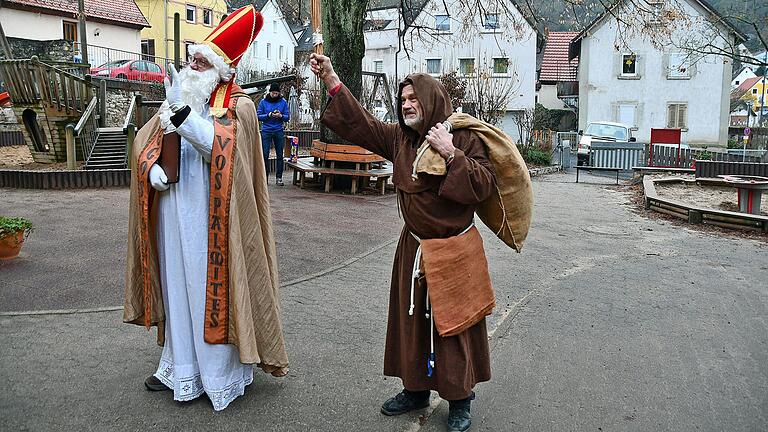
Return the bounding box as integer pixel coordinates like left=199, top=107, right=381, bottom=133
left=321, top=74, right=495, bottom=400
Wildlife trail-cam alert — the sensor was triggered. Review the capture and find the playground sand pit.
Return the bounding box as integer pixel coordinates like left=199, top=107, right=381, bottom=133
left=654, top=179, right=767, bottom=217
left=0, top=145, right=34, bottom=167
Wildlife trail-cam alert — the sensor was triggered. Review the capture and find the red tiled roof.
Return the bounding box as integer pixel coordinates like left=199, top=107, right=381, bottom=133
left=737, top=76, right=762, bottom=92
left=4, top=0, right=149, bottom=28
left=539, top=32, right=578, bottom=82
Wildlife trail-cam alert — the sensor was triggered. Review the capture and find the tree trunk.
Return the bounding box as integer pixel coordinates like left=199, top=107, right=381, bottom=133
left=320, top=0, right=367, bottom=143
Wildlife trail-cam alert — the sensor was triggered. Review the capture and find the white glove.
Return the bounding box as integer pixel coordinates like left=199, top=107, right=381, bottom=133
left=149, top=164, right=170, bottom=191
left=164, top=64, right=183, bottom=110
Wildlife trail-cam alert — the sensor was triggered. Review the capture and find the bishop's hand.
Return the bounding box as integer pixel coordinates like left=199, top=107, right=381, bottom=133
left=164, top=63, right=183, bottom=111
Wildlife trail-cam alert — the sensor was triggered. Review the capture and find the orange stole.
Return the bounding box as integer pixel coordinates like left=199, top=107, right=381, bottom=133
left=204, top=98, right=239, bottom=344
left=136, top=128, right=165, bottom=327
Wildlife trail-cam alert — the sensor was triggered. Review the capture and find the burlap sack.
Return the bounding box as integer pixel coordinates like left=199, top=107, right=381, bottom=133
left=420, top=226, right=495, bottom=337
left=413, top=113, right=533, bottom=252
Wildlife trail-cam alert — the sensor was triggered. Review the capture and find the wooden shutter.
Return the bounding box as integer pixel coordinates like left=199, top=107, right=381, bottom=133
left=667, top=104, right=676, bottom=128
left=678, top=104, right=687, bottom=129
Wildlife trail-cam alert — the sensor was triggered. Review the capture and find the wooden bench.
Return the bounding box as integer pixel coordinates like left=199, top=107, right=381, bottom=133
left=285, top=157, right=393, bottom=195
left=576, top=166, right=621, bottom=184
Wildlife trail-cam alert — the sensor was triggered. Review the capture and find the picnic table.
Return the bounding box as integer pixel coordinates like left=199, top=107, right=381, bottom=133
left=285, top=156, right=393, bottom=195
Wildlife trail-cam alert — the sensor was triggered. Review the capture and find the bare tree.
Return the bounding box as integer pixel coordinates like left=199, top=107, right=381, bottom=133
left=463, top=62, right=520, bottom=126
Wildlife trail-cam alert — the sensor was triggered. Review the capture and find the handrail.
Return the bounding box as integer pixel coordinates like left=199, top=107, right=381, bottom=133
left=27, top=57, right=98, bottom=88
left=74, top=97, right=98, bottom=135
left=122, top=94, right=138, bottom=133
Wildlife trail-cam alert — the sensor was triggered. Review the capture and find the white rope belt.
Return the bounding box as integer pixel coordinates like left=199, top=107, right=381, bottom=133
left=408, top=222, right=474, bottom=377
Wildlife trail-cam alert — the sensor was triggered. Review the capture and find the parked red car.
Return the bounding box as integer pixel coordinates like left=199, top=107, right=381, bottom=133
left=89, top=60, right=165, bottom=83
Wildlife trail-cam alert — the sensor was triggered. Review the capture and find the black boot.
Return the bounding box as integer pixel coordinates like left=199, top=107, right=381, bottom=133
left=380, top=389, right=431, bottom=416
left=144, top=375, right=171, bottom=392
left=447, top=392, right=475, bottom=431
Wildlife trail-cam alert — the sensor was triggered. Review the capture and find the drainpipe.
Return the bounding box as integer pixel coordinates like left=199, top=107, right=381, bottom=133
left=164, top=0, right=169, bottom=60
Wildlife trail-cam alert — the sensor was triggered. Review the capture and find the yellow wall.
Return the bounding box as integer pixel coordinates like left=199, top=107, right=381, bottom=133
left=136, top=0, right=230, bottom=60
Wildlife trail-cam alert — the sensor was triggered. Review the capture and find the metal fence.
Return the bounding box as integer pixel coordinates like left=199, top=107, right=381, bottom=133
left=589, top=142, right=645, bottom=171
left=72, top=43, right=182, bottom=80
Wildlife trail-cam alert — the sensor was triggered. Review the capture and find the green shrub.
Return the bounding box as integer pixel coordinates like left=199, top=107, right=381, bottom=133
left=524, top=149, right=552, bottom=165
left=697, top=150, right=712, bottom=161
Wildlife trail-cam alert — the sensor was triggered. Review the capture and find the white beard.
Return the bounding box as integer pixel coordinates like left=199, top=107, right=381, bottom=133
left=404, top=115, right=422, bottom=129
left=178, top=67, right=220, bottom=114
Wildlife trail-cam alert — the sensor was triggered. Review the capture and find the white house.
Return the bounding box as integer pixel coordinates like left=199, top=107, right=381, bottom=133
left=0, top=0, right=148, bottom=56
left=571, top=0, right=747, bottom=147
left=732, top=66, right=757, bottom=88
left=236, top=0, right=297, bottom=80
left=362, top=0, right=539, bottom=138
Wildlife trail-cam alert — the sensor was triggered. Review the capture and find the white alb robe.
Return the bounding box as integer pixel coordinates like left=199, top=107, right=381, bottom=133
left=153, top=106, right=253, bottom=411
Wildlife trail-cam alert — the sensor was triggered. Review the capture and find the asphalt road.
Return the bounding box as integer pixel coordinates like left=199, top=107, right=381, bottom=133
left=1, top=170, right=766, bottom=431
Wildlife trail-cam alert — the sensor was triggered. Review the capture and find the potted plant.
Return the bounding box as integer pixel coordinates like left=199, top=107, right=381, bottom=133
left=0, top=216, right=33, bottom=260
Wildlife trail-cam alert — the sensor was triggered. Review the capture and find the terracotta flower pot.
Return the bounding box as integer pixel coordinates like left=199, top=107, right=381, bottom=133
left=0, top=230, right=25, bottom=260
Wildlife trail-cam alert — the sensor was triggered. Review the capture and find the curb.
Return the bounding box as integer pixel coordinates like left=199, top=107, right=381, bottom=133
left=0, top=168, right=131, bottom=189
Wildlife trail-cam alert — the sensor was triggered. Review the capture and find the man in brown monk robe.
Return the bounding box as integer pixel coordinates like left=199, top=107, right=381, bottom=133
left=310, top=53, right=496, bottom=432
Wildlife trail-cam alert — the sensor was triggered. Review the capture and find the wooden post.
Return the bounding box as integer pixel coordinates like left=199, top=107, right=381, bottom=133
left=135, top=94, right=144, bottom=128
left=65, top=124, right=76, bottom=169
left=77, top=0, right=89, bottom=65
left=98, top=79, right=107, bottom=127
left=0, top=21, right=13, bottom=59
left=173, top=13, right=181, bottom=71
left=311, top=0, right=323, bottom=55
left=125, top=123, right=136, bottom=169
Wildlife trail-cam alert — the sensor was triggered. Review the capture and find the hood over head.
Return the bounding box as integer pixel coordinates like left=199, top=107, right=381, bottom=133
left=397, top=73, right=453, bottom=145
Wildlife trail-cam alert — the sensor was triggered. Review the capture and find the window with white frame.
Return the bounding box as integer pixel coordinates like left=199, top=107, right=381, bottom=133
left=668, top=53, right=689, bottom=78
left=667, top=103, right=687, bottom=129
left=484, top=13, right=499, bottom=30
left=186, top=5, right=196, bottom=23
left=279, top=45, right=284, bottom=60
left=459, top=58, right=475, bottom=75
left=203, top=9, right=212, bottom=26
left=273, top=21, right=277, bottom=33
left=251, top=41, right=257, bottom=56
left=753, top=88, right=758, bottom=94
left=492, top=57, right=509, bottom=75
left=373, top=60, right=383, bottom=73
left=622, top=53, right=637, bottom=76
left=617, top=103, right=636, bottom=127
left=266, top=43, right=271, bottom=59
left=435, top=15, right=450, bottom=31
left=426, top=58, right=442, bottom=75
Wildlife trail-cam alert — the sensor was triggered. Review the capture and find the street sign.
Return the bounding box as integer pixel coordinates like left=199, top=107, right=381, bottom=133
left=744, top=127, right=751, bottom=136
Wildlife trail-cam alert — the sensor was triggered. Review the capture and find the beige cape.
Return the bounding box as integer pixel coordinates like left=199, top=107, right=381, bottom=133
left=123, top=95, right=289, bottom=376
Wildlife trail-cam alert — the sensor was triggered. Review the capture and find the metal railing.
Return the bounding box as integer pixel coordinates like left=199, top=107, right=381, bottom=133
left=68, top=96, right=99, bottom=168
left=73, top=42, right=182, bottom=75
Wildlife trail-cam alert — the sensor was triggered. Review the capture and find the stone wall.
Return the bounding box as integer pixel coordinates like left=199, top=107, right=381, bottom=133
left=98, top=78, right=165, bottom=127
left=6, top=38, right=74, bottom=62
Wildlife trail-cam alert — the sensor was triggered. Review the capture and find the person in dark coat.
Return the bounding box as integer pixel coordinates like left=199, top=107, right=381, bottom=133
left=309, top=53, right=496, bottom=432
left=257, top=82, right=290, bottom=185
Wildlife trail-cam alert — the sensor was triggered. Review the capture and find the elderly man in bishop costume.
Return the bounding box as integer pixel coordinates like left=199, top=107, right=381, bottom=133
left=124, top=5, right=288, bottom=411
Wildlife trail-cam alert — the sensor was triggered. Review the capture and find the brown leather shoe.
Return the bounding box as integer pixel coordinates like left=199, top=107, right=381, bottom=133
left=144, top=375, right=171, bottom=391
